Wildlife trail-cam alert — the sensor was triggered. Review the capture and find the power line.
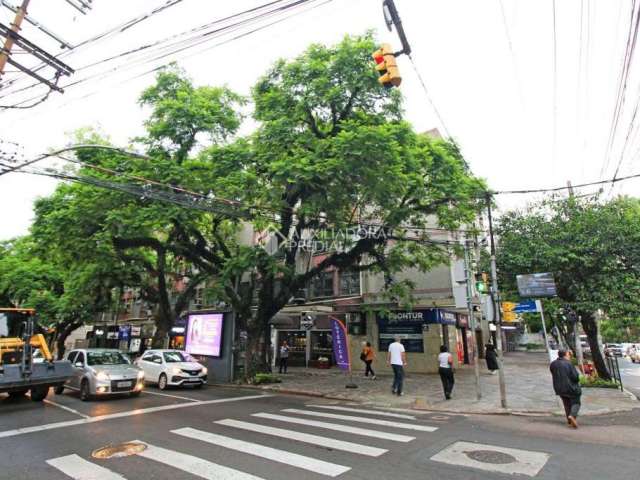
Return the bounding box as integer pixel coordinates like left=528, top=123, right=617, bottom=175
left=551, top=0, right=558, bottom=173
left=407, top=54, right=451, bottom=138
left=0, top=0, right=329, bottom=109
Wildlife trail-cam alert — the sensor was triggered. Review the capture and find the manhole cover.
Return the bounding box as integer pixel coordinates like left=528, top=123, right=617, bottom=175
left=431, top=415, right=450, bottom=421
left=92, top=442, right=147, bottom=459
left=464, top=450, right=517, bottom=464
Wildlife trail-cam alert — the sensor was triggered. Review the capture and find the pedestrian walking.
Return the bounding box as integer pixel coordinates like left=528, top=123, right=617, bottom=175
left=485, top=343, right=499, bottom=375
left=438, top=345, right=455, bottom=400
left=387, top=336, right=406, bottom=395
left=550, top=350, right=582, bottom=428
left=360, top=341, right=376, bottom=379
left=278, top=340, right=289, bottom=374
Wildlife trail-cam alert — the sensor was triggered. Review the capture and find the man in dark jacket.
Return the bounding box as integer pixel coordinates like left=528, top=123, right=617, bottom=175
left=550, top=350, right=582, bottom=428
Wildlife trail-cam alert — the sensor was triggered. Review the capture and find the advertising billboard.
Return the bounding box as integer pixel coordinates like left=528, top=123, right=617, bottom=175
left=185, top=313, right=224, bottom=357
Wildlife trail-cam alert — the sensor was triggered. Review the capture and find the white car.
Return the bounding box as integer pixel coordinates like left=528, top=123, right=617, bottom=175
left=136, top=349, right=207, bottom=390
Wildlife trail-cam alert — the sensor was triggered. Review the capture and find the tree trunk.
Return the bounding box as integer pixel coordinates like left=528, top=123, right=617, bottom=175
left=243, top=324, right=265, bottom=381
left=152, top=310, right=171, bottom=348
left=581, top=312, right=610, bottom=380
left=55, top=319, right=83, bottom=360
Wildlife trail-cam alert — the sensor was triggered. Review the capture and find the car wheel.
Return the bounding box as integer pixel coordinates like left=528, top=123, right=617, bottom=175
left=158, top=373, right=168, bottom=390
left=7, top=389, right=28, bottom=399
left=30, top=386, right=49, bottom=402
left=54, top=384, right=65, bottom=395
left=80, top=380, right=91, bottom=402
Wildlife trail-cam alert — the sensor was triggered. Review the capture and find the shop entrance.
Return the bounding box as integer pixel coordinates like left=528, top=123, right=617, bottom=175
left=276, top=329, right=333, bottom=368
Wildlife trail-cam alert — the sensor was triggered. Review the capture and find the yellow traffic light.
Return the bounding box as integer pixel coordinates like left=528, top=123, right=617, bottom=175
left=372, top=43, right=401, bottom=88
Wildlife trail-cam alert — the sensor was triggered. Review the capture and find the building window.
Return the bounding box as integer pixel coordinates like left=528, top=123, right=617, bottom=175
left=346, top=312, right=366, bottom=335
left=339, top=270, right=361, bottom=296
left=310, top=271, right=334, bottom=298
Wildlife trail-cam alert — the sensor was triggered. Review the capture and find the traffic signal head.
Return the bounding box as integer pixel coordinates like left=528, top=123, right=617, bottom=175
left=475, top=272, right=489, bottom=294
left=372, top=43, right=401, bottom=88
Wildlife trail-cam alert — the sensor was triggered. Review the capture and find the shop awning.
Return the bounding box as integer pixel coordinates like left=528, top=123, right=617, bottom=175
left=269, top=314, right=300, bottom=329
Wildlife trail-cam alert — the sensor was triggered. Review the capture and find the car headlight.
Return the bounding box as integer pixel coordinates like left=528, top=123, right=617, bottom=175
left=201, top=367, right=207, bottom=375
left=137, top=370, right=145, bottom=380
left=171, top=366, right=182, bottom=375
left=96, top=371, right=110, bottom=381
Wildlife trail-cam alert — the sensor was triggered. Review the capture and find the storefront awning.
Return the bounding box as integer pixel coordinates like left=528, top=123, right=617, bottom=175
left=269, top=314, right=300, bottom=329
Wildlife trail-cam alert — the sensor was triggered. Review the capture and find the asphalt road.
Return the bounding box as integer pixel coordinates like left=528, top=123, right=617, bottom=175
left=620, top=356, right=640, bottom=399
left=1, top=384, right=639, bottom=480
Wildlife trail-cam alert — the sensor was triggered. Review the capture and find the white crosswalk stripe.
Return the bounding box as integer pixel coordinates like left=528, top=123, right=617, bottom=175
left=282, top=409, right=438, bottom=432
left=132, top=440, right=265, bottom=480
left=306, top=405, right=416, bottom=419
left=215, top=419, right=388, bottom=457
left=46, top=454, right=127, bottom=480
left=252, top=412, right=415, bottom=442
left=172, top=427, right=351, bottom=477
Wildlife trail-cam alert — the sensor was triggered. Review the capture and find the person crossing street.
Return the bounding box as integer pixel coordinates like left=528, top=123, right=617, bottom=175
left=550, top=350, right=582, bottom=428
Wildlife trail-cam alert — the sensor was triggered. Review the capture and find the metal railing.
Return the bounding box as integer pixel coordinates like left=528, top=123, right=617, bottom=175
left=605, top=354, right=624, bottom=392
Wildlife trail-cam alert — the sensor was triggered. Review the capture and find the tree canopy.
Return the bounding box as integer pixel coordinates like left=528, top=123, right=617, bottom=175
left=15, top=34, right=486, bottom=376
left=495, top=195, right=640, bottom=379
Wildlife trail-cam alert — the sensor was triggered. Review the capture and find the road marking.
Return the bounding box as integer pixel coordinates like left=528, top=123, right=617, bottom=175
left=142, top=390, right=199, bottom=402
left=172, top=427, right=351, bottom=477
left=306, top=405, right=416, bottom=420
left=282, top=409, right=438, bottom=432
left=0, top=394, right=274, bottom=439
left=43, top=399, right=90, bottom=419
left=215, top=419, right=388, bottom=457
left=430, top=441, right=550, bottom=477
left=252, top=413, right=415, bottom=442
left=131, top=440, right=265, bottom=480
left=46, top=454, right=126, bottom=479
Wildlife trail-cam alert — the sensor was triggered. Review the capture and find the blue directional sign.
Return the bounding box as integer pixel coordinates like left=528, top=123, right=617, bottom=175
left=514, top=300, right=538, bottom=313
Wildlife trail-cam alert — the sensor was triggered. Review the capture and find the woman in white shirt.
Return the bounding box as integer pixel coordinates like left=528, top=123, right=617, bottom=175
left=438, top=345, right=454, bottom=400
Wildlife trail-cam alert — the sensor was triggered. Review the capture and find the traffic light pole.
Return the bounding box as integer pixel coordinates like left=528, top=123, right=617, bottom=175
left=486, top=193, right=508, bottom=409
left=382, top=0, right=411, bottom=56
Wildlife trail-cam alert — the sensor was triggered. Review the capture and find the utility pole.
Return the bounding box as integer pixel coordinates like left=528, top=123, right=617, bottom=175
left=463, top=239, right=482, bottom=400
left=0, top=0, right=30, bottom=77
left=485, top=193, right=508, bottom=409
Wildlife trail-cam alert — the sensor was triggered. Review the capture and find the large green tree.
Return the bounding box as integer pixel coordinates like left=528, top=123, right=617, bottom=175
left=495, top=196, right=640, bottom=379
left=28, top=35, right=485, bottom=378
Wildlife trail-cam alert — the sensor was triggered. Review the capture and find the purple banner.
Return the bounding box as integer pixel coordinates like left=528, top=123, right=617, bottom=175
left=330, top=317, right=351, bottom=371
left=186, top=313, right=224, bottom=357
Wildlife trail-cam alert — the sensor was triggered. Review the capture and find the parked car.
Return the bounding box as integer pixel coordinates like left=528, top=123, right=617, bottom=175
left=55, top=349, right=144, bottom=401
left=604, top=343, right=624, bottom=357
left=135, top=349, right=207, bottom=390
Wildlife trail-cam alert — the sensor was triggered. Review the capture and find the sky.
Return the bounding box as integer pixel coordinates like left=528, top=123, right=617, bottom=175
left=1, top=0, right=639, bottom=240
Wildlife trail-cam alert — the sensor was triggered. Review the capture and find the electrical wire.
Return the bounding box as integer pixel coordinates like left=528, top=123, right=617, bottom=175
left=551, top=0, right=558, bottom=173
left=497, top=0, right=524, bottom=109
left=0, top=0, right=317, bottom=104
left=0, top=0, right=329, bottom=109
left=407, top=54, right=451, bottom=138
left=0, top=0, right=189, bottom=95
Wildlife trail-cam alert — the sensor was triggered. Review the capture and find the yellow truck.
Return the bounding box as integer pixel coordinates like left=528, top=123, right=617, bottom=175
left=0, top=308, right=72, bottom=401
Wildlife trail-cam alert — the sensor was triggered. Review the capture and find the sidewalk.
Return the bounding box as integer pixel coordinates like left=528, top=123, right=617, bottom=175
left=243, top=352, right=638, bottom=416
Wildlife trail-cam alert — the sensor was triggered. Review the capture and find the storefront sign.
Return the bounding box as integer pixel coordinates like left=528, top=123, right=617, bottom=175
left=300, top=315, right=314, bottom=330
left=106, top=331, right=118, bottom=340
left=330, top=317, right=350, bottom=371
left=118, top=325, right=131, bottom=341
left=377, top=309, right=455, bottom=353
left=130, top=326, right=141, bottom=337
left=185, top=313, right=224, bottom=357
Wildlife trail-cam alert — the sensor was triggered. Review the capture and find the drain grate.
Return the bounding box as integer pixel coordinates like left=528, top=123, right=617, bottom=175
left=92, top=442, right=147, bottom=459
left=464, top=450, right=517, bottom=464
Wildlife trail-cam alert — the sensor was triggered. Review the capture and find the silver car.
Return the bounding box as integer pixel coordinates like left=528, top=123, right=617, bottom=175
left=54, top=348, right=144, bottom=401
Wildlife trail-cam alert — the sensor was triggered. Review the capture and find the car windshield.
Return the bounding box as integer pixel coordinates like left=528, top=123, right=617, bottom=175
left=163, top=351, right=195, bottom=363
left=87, top=351, right=130, bottom=366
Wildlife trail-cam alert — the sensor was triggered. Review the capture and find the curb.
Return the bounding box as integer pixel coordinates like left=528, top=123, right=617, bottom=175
left=212, top=383, right=635, bottom=417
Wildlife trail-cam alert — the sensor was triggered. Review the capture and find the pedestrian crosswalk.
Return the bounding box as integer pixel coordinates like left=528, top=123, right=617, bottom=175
left=45, top=405, right=440, bottom=479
